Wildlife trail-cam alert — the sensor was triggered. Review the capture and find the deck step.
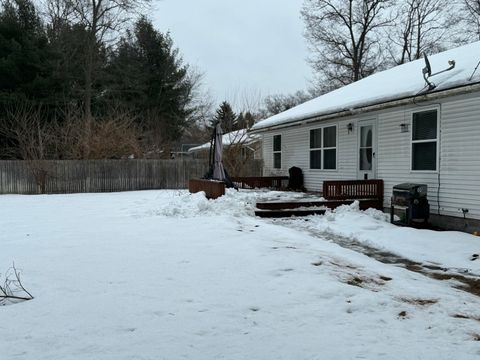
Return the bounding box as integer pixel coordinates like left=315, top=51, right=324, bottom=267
left=254, top=208, right=327, bottom=218
left=256, top=198, right=382, bottom=212
left=256, top=200, right=354, bottom=210
left=254, top=197, right=385, bottom=218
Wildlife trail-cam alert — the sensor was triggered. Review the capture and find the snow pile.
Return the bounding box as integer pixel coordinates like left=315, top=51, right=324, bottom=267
left=154, top=190, right=259, bottom=217
left=324, top=200, right=390, bottom=222
left=134, top=189, right=310, bottom=218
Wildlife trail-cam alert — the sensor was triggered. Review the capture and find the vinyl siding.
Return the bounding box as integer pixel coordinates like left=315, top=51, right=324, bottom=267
left=262, top=119, right=356, bottom=191
left=438, top=93, right=480, bottom=218
left=377, top=106, right=439, bottom=212
left=260, top=90, right=480, bottom=220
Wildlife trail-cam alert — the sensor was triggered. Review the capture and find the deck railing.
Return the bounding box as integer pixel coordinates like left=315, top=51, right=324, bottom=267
left=323, top=179, right=384, bottom=201
left=231, top=176, right=289, bottom=190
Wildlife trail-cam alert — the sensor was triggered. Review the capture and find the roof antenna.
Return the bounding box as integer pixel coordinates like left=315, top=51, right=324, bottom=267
left=469, top=60, right=480, bottom=81
left=422, top=53, right=456, bottom=91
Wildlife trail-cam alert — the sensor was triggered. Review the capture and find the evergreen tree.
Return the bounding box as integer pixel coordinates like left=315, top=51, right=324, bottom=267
left=107, top=17, right=194, bottom=143
left=46, top=19, right=88, bottom=108
left=211, top=101, right=237, bottom=133
left=0, top=0, right=53, bottom=102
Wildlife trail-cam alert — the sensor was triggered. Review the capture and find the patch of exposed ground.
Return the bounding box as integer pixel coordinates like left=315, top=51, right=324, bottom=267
left=304, top=229, right=480, bottom=297
left=399, top=298, right=438, bottom=306
left=323, top=259, right=391, bottom=292
left=471, top=333, right=480, bottom=341
left=345, top=275, right=383, bottom=289
left=398, top=310, right=408, bottom=318
left=452, top=314, right=480, bottom=322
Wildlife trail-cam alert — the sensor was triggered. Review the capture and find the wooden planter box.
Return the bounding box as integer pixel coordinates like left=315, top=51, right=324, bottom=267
left=188, top=179, right=225, bottom=199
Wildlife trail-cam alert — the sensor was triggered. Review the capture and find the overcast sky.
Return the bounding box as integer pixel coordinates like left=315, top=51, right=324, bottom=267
left=152, top=0, right=311, bottom=107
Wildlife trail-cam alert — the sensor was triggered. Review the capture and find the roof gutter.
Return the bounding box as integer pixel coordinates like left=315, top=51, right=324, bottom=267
left=250, top=82, right=480, bottom=133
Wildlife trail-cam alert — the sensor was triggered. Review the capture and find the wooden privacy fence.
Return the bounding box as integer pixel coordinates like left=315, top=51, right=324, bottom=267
left=0, top=159, right=211, bottom=194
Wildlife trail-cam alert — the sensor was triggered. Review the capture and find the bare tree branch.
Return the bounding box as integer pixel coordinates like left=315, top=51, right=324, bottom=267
left=462, top=0, right=480, bottom=40
left=302, top=0, right=393, bottom=91
left=0, top=264, right=34, bottom=306
left=385, top=0, right=463, bottom=65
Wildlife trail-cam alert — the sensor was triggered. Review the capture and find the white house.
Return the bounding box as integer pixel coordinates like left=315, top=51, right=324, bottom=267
left=251, top=41, right=480, bottom=229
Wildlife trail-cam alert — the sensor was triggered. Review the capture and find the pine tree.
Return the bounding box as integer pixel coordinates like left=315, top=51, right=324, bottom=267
left=0, top=0, right=53, bottom=102
left=211, top=101, right=237, bottom=133
left=106, top=17, right=195, bottom=143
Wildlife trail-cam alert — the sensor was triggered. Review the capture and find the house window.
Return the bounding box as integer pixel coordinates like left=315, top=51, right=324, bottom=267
left=310, top=125, right=337, bottom=170
left=412, top=109, right=438, bottom=171
left=273, top=135, right=281, bottom=169
left=310, top=129, right=322, bottom=169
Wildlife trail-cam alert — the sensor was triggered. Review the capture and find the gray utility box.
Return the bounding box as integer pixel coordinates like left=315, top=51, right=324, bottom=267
left=390, top=183, right=429, bottom=226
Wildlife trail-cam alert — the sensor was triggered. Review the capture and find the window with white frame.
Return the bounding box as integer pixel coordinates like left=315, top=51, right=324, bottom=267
left=273, top=135, right=281, bottom=169
left=411, top=109, right=438, bottom=171
left=310, top=125, right=337, bottom=170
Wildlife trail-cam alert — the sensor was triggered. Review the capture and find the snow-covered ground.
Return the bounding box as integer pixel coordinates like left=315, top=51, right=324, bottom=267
left=1, top=189, right=480, bottom=359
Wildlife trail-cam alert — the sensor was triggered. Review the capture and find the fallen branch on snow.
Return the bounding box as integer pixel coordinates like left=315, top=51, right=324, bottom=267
left=0, top=263, right=34, bottom=305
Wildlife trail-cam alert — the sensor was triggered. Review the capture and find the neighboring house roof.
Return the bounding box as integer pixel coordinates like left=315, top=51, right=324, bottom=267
left=252, top=41, right=480, bottom=131
left=188, top=129, right=260, bottom=153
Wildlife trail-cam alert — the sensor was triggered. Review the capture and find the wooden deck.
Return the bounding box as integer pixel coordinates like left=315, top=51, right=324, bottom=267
left=254, top=208, right=327, bottom=218
left=255, top=179, right=384, bottom=218
left=231, top=176, right=288, bottom=190
left=254, top=199, right=381, bottom=218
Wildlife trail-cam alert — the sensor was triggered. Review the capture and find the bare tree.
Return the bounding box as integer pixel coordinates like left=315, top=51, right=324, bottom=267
left=462, top=0, right=480, bottom=40
left=54, top=106, right=142, bottom=159
left=301, top=0, right=392, bottom=89
left=0, top=105, right=52, bottom=161
left=387, top=0, right=459, bottom=65
left=180, top=69, right=214, bottom=138
left=0, top=104, right=56, bottom=193
left=217, top=129, right=260, bottom=177
left=43, top=0, right=75, bottom=33
left=260, top=90, right=313, bottom=118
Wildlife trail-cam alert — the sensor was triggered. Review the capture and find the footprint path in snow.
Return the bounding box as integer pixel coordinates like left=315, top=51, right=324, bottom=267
left=272, top=219, right=480, bottom=298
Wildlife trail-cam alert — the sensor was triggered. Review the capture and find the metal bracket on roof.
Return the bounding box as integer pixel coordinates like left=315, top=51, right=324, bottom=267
left=422, top=53, right=456, bottom=91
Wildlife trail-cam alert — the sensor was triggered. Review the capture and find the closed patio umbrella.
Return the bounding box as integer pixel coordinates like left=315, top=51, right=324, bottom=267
left=212, top=123, right=226, bottom=181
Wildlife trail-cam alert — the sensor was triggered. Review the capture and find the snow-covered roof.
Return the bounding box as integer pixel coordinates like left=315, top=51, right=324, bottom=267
left=252, top=41, right=480, bottom=131
left=188, top=129, right=260, bottom=152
